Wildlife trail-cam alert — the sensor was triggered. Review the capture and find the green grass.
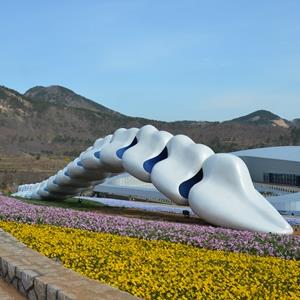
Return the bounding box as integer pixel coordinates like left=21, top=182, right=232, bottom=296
left=14, top=196, right=105, bottom=211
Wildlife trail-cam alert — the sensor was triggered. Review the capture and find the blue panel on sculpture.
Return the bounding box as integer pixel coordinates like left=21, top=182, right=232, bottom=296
left=64, top=171, right=70, bottom=177
left=77, top=160, right=84, bottom=167
left=179, top=168, right=203, bottom=199
left=94, top=151, right=101, bottom=159
left=143, top=147, right=168, bottom=173
left=116, top=137, right=138, bottom=159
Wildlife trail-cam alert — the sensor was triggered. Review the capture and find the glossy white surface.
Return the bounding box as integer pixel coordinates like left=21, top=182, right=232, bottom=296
left=151, top=135, right=214, bottom=205
left=14, top=125, right=293, bottom=234
left=80, top=134, right=112, bottom=170
left=188, top=154, right=293, bottom=234
left=101, top=128, right=139, bottom=172
left=66, top=158, right=106, bottom=181
left=54, top=169, right=89, bottom=187
left=122, top=125, right=173, bottom=182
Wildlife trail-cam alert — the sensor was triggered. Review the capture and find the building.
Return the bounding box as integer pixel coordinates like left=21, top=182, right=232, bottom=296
left=93, top=174, right=172, bottom=204
left=233, top=146, right=300, bottom=187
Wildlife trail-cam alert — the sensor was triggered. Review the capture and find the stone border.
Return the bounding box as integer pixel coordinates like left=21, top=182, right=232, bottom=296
left=0, top=229, right=139, bottom=300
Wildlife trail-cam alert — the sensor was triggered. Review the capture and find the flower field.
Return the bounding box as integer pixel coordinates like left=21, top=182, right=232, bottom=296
left=0, top=220, right=299, bottom=299
left=0, top=196, right=299, bottom=259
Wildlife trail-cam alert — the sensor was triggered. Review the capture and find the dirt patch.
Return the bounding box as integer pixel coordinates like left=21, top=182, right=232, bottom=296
left=293, top=226, right=300, bottom=235
left=0, top=279, right=25, bottom=299
left=90, top=205, right=208, bottom=225
left=0, top=154, right=69, bottom=193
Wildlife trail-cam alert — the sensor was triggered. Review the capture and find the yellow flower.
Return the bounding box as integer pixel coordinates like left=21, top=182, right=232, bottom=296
left=0, top=221, right=299, bottom=299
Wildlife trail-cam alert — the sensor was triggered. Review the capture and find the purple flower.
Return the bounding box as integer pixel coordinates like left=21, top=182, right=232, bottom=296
left=0, top=196, right=299, bottom=260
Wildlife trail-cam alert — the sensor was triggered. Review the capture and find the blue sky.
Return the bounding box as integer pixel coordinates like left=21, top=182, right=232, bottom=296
left=0, top=0, right=299, bottom=121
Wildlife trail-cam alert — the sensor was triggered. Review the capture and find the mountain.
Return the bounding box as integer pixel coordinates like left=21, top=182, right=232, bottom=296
left=228, top=110, right=290, bottom=128
left=0, top=85, right=298, bottom=156
left=0, top=85, right=140, bottom=155
left=292, top=118, right=300, bottom=127
left=24, top=85, right=121, bottom=115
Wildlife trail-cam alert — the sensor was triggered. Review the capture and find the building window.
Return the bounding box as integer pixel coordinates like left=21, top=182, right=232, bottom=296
left=264, top=173, right=299, bottom=186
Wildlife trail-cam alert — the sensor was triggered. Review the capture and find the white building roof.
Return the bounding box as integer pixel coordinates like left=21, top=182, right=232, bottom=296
left=232, top=146, right=300, bottom=163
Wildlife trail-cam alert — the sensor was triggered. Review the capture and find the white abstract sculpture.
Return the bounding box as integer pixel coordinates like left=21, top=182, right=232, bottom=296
left=14, top=125, right=293, bottom=234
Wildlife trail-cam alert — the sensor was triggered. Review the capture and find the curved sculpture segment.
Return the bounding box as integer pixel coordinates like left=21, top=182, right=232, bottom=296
left=14, top=125, right=293, bottom=234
